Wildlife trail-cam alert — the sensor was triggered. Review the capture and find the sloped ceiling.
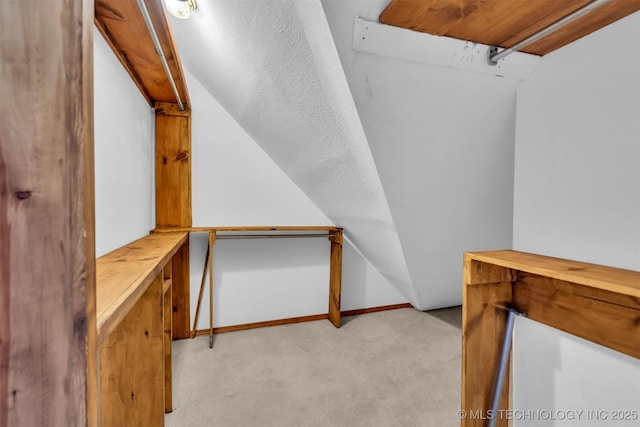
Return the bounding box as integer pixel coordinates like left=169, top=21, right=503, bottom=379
left=168, top=0, right=419, bottom=306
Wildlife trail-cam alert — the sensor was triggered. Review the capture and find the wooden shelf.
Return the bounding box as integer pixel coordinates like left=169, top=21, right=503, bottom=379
left=154, top=225, right=344, bottom=340
left=465, top=250, right=640, bottom=298
left=96, top=232, right=187, bottom=424
left=461, top=250, right=640, bottom=427
left=153, top=225, right=341, bottom=233
left=96, top=231, right=188, bottom=343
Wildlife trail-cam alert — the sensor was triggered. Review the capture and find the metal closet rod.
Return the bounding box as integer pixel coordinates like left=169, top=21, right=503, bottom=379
left=136, top=0, right=185, bottom=111
left=488, top=0, right=614, bottom=65
left=216, top=233, right=336, bottom=240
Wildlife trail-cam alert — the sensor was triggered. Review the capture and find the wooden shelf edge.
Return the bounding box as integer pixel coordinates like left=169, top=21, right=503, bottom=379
left=464, top=250, right=640, bottom=298
left=96, top=232, right=188, bottom=344
left=152, top=225, right=342, bottom=233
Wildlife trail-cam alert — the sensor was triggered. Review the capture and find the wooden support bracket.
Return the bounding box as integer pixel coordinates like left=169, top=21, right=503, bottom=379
left=461, top=250, right=640, bottom=427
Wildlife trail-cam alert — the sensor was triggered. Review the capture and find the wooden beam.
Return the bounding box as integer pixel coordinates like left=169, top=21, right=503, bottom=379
left=163, top=267, right=173, bottom=413
left=0, top=0, right=96, bottom=425
left=329, top=229, right=344, bottom=327
left=85, top=0, right=99, bottom=421
left=501, top=0, right=640, bottom=56
left=465, top=250, right=640, bottom=298
left=171, top=243, right=191, bottom=340
left=155, top=102, right=192, bottom=229
left=461, top=259, right=513, bottom=427
left=156, top=102, right=192, bottom=339
left=513, top=272, right=640, bottom=359
left=208, top=232, right=216, bottom=347
left=379, top=0, right=640, bottom=56
left=154, top=225, right=342, bottom=233
left=94, top=13, right=153, bottom=106
left=94, top=0, right=190, bottom=105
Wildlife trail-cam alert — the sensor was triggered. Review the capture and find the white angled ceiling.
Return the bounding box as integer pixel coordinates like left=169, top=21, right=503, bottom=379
left=169, top=0, right=419, bottom=306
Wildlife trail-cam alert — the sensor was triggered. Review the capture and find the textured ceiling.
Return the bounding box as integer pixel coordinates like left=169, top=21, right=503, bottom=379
left=168, top=0, right=419, bottom=306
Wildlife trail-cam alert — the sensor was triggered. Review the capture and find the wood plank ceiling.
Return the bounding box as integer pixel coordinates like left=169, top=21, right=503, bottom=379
left=379, top=0, right=640, bottom=56
left=95, top=0, right=189, bottom=106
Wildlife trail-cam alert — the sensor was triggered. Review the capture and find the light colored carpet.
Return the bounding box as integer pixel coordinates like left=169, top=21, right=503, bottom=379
left=165, top=307, right=462, bottom=427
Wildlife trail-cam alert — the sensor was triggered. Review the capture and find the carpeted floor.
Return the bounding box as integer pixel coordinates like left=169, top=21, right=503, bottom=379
left=165, top=307, right=462, bottom=427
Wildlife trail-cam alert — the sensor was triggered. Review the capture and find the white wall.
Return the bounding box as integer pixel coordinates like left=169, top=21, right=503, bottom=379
left=322, top=0, right=518, bottom=309
left=514, top=318, right=640, bottom=427
left=513, top=13, right=640, bottom=271
left=512, top=12, right=640, bottom=426
left=186, top=69, right=406, bottom=329
left=94, top=28, right=155, bottom=257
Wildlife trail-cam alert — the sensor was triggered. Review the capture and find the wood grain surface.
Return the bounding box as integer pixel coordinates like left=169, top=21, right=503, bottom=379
left=466, top=250, right=640, bottom=298
left=462, top=250, right=640, bottom=427
left=155, top=102, right=192, bottom=338
left=0, top=0, right=95, bottom=425
left=461, top=260, right=513, bottom=427
left=329, top=229, right=344, bottom=327
left=100, top=275, right=164, bottom=426
left=94, top=0, right=190, bottom=105
left=379, top=0, right=640, bottom=55
left=163, top=279, right=173, bottom=412
left=96, top=232, right=187, bottom=342
left=154, top=226, right=341, bottom=233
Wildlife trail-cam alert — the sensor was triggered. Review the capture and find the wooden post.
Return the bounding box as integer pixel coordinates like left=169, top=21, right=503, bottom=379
left=208, top=231, right=216, bottom=348
left=156, top=102, right=192, bottom=339
left=0, top=0, right=96, bottom=425
left=461, top=258, right=513, bottom=427
left=163, top=264, right=173, bottom=413
left=328, top=229, right=343, bottom=328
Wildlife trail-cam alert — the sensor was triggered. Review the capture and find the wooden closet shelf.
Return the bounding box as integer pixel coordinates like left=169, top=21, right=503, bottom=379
left=96, top=231, right=188, bottom=342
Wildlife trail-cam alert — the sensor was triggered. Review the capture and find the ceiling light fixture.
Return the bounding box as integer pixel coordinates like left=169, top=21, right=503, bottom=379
left=163, top=0, right=197, bottom=20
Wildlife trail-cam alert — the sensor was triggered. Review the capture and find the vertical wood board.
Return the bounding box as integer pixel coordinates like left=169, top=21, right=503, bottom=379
left=461, top=259, right=513, bottom=427
left=0, top=0, right=95, bottom=425
left=171, top=243, right=191, bottom=339
left=163, top=284, right=173, bottom=413
left=155, top=102, right=191, bottom=229
left=99, top=275, right=164, bottom=426
left=329, top=230, right=343, bottom=328
left=155, top=102, right=191, bottom=339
